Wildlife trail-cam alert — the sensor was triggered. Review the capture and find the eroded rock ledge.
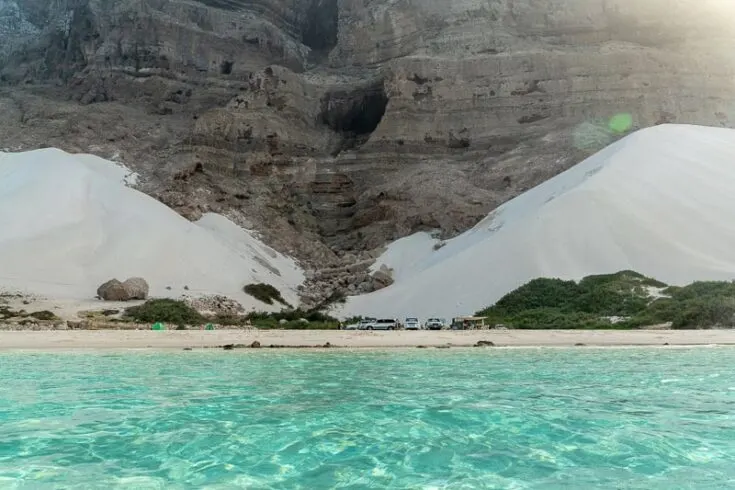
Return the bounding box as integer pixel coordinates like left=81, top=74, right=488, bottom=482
left=2, top=0, right=735, bottom=304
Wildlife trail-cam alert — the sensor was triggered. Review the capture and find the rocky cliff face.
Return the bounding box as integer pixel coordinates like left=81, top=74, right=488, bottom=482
left=2, top=0, right=735, bottom=303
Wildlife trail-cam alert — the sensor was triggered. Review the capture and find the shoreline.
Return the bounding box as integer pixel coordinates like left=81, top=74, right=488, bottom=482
left=2, top=329, right=735, bottom=350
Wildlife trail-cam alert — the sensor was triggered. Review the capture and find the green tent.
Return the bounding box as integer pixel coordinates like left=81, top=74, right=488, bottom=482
left=151, top=322, right=165, bottom=330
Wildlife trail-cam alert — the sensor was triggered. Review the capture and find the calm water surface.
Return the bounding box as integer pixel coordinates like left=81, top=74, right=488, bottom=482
left=1, top=348, right=735, bottom=489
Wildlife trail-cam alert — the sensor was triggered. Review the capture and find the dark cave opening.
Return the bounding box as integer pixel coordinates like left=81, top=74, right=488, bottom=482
left=302, top=0, right=339, bottom=51
left=220, top=60, right=233, bottom=75
left=320, top=82, right=388, bottom=154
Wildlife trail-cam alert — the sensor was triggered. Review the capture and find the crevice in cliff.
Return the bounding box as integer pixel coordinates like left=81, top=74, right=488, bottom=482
left=320, top=81, right=388, bottom=155
left=43, top=3, right=97, bottom=81
left=302, top=0, right=338, bottom=52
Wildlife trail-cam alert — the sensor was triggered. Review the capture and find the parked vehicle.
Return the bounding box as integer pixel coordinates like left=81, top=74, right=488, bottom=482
left=364, top=318, right=399, bottom=330
left=451, top=316, right=487, bottom=330
left=404, top=317, right=422, bottom=330
left=426, top=318, right=446, bottom=330
left=348, top=318, right=376, bottom=330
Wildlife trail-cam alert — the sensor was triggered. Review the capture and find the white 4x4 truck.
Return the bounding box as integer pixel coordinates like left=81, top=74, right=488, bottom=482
left=425, top=318, right=446, bottom=330
left=344, top=318, right=376, bottom=330
left=363, top=318, right=399, bottom=330
left=404, top=317, right=422, bottom=330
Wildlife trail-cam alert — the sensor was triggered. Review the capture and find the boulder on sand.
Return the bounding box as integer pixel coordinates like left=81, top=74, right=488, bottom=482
left=122, top=277, right=149, bottom=300
left=97, top=279, right=128, bottom=301
left=97, top=277, right=149, bottom=301
left=371, top=265, right=394, bottom=290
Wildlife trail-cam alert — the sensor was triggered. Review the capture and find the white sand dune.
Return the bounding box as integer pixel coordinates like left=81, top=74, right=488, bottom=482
left=341, top=124, right=735, bottom=320
left=0, top=148, right=303, bottom=310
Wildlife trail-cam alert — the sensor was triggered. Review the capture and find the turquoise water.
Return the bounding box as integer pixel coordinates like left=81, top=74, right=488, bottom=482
left=1, top=349, right=735, bottom=489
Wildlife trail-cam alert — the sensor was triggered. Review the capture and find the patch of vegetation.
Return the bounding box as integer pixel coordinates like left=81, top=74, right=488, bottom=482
left=211, top=314, right=249, bottom=326
left=124, top=299, right=203, bottom=326
left=28, top=310, right=58, bottom=321
left=0, top=305, right=15, bottom=319
left=244, top=309, right=340, bottom=330
left=486, top=278, right=582, bottom=316
left=343, top=316, right=365, bottom=325
left=243, top=283, right=290, bottom=306
left=0, top=306, right=57, bottom=321
left=490, top=308, right=620, bottom=330
left=476, top=271, right=735, bottom=329
left=119, top=298, right=340, bottom=330
left=80, top=309, right=121, bottom=320
left=662, top=281, right=735, bottom=329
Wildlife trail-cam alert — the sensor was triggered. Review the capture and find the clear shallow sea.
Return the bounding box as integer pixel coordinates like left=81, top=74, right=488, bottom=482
left=1, top=348, right=735, bottom=489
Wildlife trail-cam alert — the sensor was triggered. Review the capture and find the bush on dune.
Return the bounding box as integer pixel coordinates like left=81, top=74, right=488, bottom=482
left=122, top=299, right=341, bottom=329
left=476, top=271, right=735, bottom=329
left=670, top=296, right=735, bottom=329
left=244, top=309, right=339, bottom=330
left=124, top=299, right=203, bottom=325
left=243, top=283, right=290, bottom=306
left=499, top=308, right=613, bottom=330
left=481, top=278, right=581, bottom=317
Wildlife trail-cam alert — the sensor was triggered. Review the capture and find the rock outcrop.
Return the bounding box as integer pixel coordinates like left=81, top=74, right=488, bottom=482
left=3, top=0, right=735, bottom=302
left=370, top=266, right=394, bottom=291
left=97, top=279, right=128, bottom=301
left=97, top=277, right=149, bottom=301
left=184, top=294, right=244, bottom=316
left=121, top=277, right=149, bottom=300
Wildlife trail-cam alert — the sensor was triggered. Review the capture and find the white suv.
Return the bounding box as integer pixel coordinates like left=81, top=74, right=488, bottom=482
left=347, top=318, right=376, bottom=330
left=364, top=318, right=398, bottom=330
left=426, top=318, right=446, bottom=330
left=404, top=317, right=422, bottom=330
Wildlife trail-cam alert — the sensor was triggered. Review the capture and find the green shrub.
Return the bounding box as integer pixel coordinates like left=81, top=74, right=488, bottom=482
left=243, top=283, right=289, bottom=306
left=343, top=316, right=364, bottom=325
left=665, top=281, right=735, bottom=301
left=124, top=299, right=203, bottom=325
left=478, top=278, right=581, bottom=316
left=245, top=309, right=338, bottom=324
left=625, top=298, right=679, bottom=328
left=476, top=270, right=676, bottom=329
left=578, top=270, right=666, bottom=290
left=212, top=314, right=248, bottom=326
left=252, top=320, right=339, bottom=330
left=0, top=306, right=16, bottom=319
left=242, top=308, right=339, bottom=330
left=671, top=297, right=735, bottom=329
left=572, top=270, right=663, bottom=316
left=572, top=286, right=649, bottom=316
left=28, top=310, right=58, bottom=321
left=1, top=307, right=59, bottom=321
left=501, top=308, right=616, bottom=330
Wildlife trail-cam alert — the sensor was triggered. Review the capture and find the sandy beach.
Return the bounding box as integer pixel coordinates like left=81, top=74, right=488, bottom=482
left=1, top=329, right=735, bottom=350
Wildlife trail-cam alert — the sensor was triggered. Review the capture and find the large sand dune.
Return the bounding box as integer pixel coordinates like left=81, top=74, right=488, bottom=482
left=0, top=148, right=303, bottom=310
left=341, top=124, right=735, bottom=319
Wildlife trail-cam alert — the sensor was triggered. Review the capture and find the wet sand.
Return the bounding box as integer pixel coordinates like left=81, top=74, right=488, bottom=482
left=1, top=329, right=735, bottom=350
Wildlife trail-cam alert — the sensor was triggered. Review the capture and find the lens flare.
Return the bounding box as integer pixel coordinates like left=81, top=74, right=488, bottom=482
left=608, top=113, right=634, bottom=134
